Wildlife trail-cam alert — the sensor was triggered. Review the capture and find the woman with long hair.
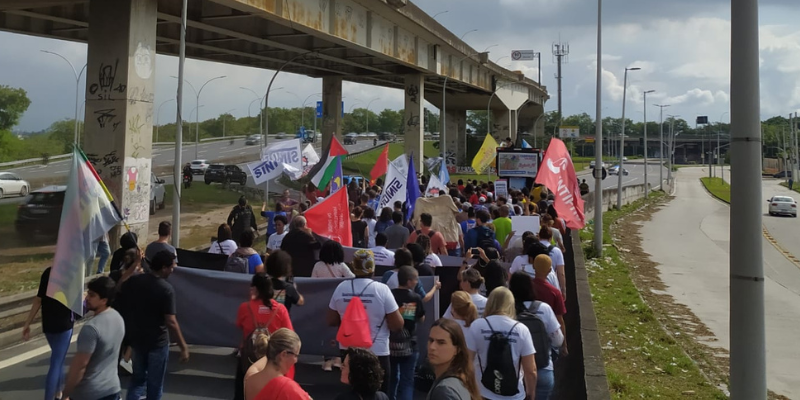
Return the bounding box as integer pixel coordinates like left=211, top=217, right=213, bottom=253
left=467, top=287, right=537, bottom=400
left=335, top=347, right=389, bottom=400
left=508, top=272, right=563, bottom=400
left=415, top=234, right=442, bottom=267
left=362, top=207, right=378, bottom=248
left=446, top=291, right=478, bottom=338
left=374, top=207, right=394, bottom=235
left=235, top=273, right=294, bottom=400
left=245, top=328, right=310, bottom=400
left=209, top=223, right=238, bottom=255
left=350, top=206, right=369, bottom=248
left=426, top=318, right=481, bottom=400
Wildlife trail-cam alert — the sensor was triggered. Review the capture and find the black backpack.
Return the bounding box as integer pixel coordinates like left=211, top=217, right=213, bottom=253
left=516, top=301, right=552, bottom=369
left=233, top=206, right=253, bottom=231
left=526, top=241, right=554, bottom=269
left=478, top=318, right=521, bottom=396
left=475, top=227, right=496, bottom=253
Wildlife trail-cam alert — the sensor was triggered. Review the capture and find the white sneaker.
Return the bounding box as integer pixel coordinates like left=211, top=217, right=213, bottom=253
left=119, top=359, right=133, bottom=374
left=322, top=359, right=334, bottom=371
left=332, top=357, right=342, bottom=369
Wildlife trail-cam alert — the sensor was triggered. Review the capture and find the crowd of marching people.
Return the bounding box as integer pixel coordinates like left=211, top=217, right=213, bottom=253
left=23, top=170, right=573, bottom=400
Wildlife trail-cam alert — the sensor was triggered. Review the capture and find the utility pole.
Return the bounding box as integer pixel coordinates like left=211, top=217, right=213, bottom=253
left=654, top=104, right=670, bottom=189
left=552, top=41, right=569, bottom=121
left=593, top=0, right=603, bottom=256
left=172, top=0, right=188, bottom=248
left=643, top=90, right=654, bottom=197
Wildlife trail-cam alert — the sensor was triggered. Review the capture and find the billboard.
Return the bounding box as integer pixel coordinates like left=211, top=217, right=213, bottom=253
left=496, top=148, right=541, bottom=178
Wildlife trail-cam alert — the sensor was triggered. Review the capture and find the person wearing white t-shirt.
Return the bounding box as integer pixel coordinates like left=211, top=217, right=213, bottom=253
left=444, top=267, right=487, bottom=319
left=509, top=271, right=564, bottom=399
left=311, top=241, right=356, bottom=278
left=509, top=237, right=561, bottom=294
left=370, top=233, right=396, bottom=267
left=327, top=259, right=403, bottom=394
left=266, top=214, right=289, bottom=253
left=537, top=227, right=566, bottom=295
left=208, top=223, right=238, bottom=256
left=466, top=287, right=537, bottom=400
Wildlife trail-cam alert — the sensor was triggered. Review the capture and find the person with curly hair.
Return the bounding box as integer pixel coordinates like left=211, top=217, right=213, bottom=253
left=335, top=348, right=389, bottom=400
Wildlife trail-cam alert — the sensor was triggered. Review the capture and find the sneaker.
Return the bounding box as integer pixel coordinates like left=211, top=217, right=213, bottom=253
left=332, top=357, right=342, bottom=369
left=119, top=359, right=133, bottom=375
left=322, top=359, right=334, bottom=372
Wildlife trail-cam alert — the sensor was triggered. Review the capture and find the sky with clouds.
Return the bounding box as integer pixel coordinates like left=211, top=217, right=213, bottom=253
left=2, top=0, right=800, bottom=132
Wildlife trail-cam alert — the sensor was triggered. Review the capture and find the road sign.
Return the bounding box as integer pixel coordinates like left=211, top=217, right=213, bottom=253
left=315, top=101, right=345, bottom=118
left=593, top=167, right=608, bottom=180
left=558, top=126, right=580, bottom=138
left=511, top=50, right=535, bottom=61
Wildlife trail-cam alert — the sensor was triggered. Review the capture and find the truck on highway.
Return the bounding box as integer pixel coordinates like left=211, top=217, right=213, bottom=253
left=295, top=127, right=316, bottom=143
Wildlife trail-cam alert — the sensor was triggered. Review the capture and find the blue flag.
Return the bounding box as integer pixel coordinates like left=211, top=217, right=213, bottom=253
left=406, top=153, right=421, bottom=220
left=331, top=156, right=344, bottom=192
left=522, top=139, right=532, bottom=149
left=439, top=160, right=450, bottom=185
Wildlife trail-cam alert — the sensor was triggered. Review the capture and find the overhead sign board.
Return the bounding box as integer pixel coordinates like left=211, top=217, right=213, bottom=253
left=511, top=50, right=536, bottom=61
left=558, top=126, right=580, bottom=138
left=316, top=101, right=345, bottom=118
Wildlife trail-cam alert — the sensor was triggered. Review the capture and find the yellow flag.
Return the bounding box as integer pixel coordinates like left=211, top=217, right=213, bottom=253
left=471, top=134, right=499, bottom=173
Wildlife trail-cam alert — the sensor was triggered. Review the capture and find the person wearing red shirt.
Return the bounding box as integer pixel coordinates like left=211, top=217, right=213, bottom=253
left=407, top=213, right=448, bottom=256
left=247, top=328, right=311, bottom=400
left=531, top=254, right=568, bottom=356
left=235, top=273, right=294, bottom=400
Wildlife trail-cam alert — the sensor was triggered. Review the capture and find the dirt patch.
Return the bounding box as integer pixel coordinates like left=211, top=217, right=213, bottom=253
left=612, top=196, right=789, bottom=400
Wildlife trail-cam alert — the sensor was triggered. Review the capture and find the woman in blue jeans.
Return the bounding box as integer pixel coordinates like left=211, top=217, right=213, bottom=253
left=23, top=267, right=77, bottom=400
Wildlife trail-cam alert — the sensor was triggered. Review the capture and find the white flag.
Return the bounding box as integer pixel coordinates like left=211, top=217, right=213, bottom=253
left=424, top=174, right=448, bottom=197
left=248, top=139, right=303, bottom=185
left=378, top=155, right=408, bottom=210
left=302, top=144, right=320, bottom=166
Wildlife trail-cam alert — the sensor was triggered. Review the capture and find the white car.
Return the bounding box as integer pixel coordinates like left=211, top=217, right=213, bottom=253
left=150, top=174, right=166, bottom=215
left=608, top=165, right=629, bottom=176
left=767, top=195, right=797, bottom=217
left=589, top=161, right=606, bottom=169
left=0, top=172, right=30, bottom=199
left=190, top=159, right=210, bottom=174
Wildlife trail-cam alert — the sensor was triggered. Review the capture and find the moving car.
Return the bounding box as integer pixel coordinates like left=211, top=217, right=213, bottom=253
left=608, top=165, right=629, bottom=176
left=204, top=164, right=248, bottom=185
left=344, top=133, right=358, bottom=145
left=767, top=195, right=797, bottom=217
left=245, top=135, right=261, bottom=145
left=0, top=172, right=30, bottom=199
left=190, top=159, right=210, bottom=174
left=296, top=128, right=316, bottom=143
left=150, top=174, right=166, bottom=215
left=15, top=185, right=66, bottom=237
left=276, top=132, right=287, bottom=139
left=773, top=170, right=792, bottom=178
left=589, top=161, right=606, bottom=169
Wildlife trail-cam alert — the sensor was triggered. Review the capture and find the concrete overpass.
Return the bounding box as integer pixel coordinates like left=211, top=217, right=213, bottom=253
left=0, top=0, right=548, bottom=242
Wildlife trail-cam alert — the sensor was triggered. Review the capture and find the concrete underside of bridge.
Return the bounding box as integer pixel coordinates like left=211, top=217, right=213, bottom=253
left=1, top=0, right=548, bottom=243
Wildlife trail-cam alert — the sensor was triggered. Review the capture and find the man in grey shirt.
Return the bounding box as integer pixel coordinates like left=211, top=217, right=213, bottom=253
left=63, top=276, right=125, bottom=400
left=384, top=211, right=410, bottom=249
left=145, top=221, right=177, bottom=263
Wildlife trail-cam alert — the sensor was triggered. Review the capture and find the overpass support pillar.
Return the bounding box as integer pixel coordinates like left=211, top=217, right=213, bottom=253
left=404, top=75, right=424, bottom=171
left=83, top=0, right=157, bottom=247
left=510, top=109, right=519, bottom=142
left=443, top=109, right=467, bottom=167
left=321, top=76, right=343, bottom=149
left=492, top=109, right=512, bottom=142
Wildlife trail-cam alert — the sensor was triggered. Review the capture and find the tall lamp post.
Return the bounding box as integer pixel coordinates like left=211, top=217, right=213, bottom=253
left=172, top=75, right=226, bottom=159
left=718, top=111, right=729, bottom=180
left=156, top=99, right=175, bottom=142
left=616, top=66, right=640, bottom=210
left=41, top=50, right=87, bottom=148
left=654, top=103, right=670, bottom=189
left=242, top=86, right=283, bottom=146
left=365, top=97, right=380, bottom=134
left=301, top=93, right=322, bottom=129
left=642, top=90, right=654, bottom=197
left=592, top=0, right=604, bottom=255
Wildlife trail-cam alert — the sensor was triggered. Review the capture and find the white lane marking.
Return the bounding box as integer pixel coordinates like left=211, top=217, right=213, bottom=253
left=54, top=170, right=69, bottom=174
left=0, top=331, right=79, bottom=370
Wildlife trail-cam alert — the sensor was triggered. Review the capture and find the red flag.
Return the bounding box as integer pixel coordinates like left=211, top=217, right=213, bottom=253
left=369, top=144, right=389, bottom=185
left=304, top=187, right=352, bottom=246
left=330, top=136, right=348, bottom=157
left=535, top=138, right=585, bottom=229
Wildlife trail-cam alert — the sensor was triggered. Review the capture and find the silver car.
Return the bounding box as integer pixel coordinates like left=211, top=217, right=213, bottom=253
left=767, top=195, right=797, bottom=217
left=0, top=172, right=30, bottom=199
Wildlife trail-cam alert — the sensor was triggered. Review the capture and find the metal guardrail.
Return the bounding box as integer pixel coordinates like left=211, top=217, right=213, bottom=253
left=0, top=153, right=71, bottom=168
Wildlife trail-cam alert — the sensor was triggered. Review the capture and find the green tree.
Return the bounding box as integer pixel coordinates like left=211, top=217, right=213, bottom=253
left=423, top=108, right=440, bottom=133
left=46, top=119, right=79, bottom=153
left=562, top=112, right=594, bottom=137
left=377, top=108, right=403, bottom=134
left=467, top=110, right=488, bottom=136
left=0, top=85, right=31, bottom=131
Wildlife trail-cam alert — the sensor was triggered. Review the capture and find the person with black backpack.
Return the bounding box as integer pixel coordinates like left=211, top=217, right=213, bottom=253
left=464, top=210, right=499, bottom=254
left=228, top=196, right=259, bottom=245
left=509, top=272, right=564, bottom=400
left=466, top=287, right=537, bottom=399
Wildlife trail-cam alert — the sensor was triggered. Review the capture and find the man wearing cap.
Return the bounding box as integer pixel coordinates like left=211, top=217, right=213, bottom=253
left=328, top=253, right=403, bottom=393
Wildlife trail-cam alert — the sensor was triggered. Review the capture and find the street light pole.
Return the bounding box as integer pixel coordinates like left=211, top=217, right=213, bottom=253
left=643, top=90, right=654, bottom=197
left=667, top=115, right=679, bottom=182
left=617, top=66, right=640, bottom=210
left=593, top=0, right=604, bottom=255
left=156, top=99, right=175, bottom=142
left=173, top=0, right=188, bottom=248
left=654, top=104, right=670, bottom=189
left=41, top=50, right=87, bottom=148
left=301, top=93, right=322, bottom=128
left=718, top=112, right=729, bottom=180
left=172, top=75, right=226, bottom=159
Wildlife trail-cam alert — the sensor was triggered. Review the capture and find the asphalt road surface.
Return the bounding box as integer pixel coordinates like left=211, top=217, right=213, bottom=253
left=0, top=330, right=428, bottom=400
left=640, top=167, right=800, bottom=398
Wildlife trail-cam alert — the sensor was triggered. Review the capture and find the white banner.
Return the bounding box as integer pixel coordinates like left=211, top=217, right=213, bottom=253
left=424, top=174, right=448, bottom=197
left=248, top=139, right=303, bottom=185
left=302, top=144, right=320, bottom=166
left=494, top=179, right=508, bottom=199
left=378, top=155, right=408, bottom=210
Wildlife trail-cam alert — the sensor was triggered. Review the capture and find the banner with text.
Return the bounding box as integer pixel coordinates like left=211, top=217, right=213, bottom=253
left=247, top=139, right=302, bottom=185
left=378, top=155, right=409, bottom=210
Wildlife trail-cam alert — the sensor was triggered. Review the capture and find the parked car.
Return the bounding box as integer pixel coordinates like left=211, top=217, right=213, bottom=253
left=0, top=172, right=30, bottom=199
left=773, top=170, right=792, bottom=178
left=378, top=132, right=396, bottom=141
left=245, top=135, right=262, bottom=145
left=190, top=159, right=210, bottom=174
left=15, top=185, right=67, bottom=237
left=204, top=164, right=248, bottom=186
left=344, top=133, right=358, bottom=145
left=767, top=195, right=797, bottom=217
left=150, top=174, right=166, bottom=215
left=343, top=175, right=367, bottom=187
left=608, top=165, right=629, bottom=176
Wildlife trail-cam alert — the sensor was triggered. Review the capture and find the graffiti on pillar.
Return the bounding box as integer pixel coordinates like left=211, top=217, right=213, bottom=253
left=102, top=150, right=119, bottom=167
left=318, top=0, right=328, bottom=12
left=406, top=113, right=420, bottom=127
left=128, top=86, right=155, bottom=105
left=95, top=109, right=118, bottom=130
left=444, top=149, right=456, bottom=168
left=122, top=157, right=152, bottom=224
left=125, top=166, right=139, bottom=192
left=406, top=84, right=419, bottom=104
left=128, top=114, right=145, bottom=135
left=133, top=43, right=153, bottom=80
left=88, top=59, right=126, bottom=100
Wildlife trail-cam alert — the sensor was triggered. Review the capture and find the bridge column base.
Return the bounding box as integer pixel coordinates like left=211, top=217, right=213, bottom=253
left=404, top=75, right=424, bottom=172
left=84, top=0, right=158, bottom=248
left=321, top=76, right=343, bottom=151
left=443, top=109, right=466, bottom=168
left=492, top=109, right=512, bottom=143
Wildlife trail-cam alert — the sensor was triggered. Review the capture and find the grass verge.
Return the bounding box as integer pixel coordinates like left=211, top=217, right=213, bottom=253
left=580, top=193, right=727, bottom=399
left=0, top=203, right=18, bottom=226
left=699, top=177, right=731, bottom=203
left=780, top=182, right=800, bottom=193
left=164, top=183, right=261, bottom=211
left=341, top=142, right=438, bottom=176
